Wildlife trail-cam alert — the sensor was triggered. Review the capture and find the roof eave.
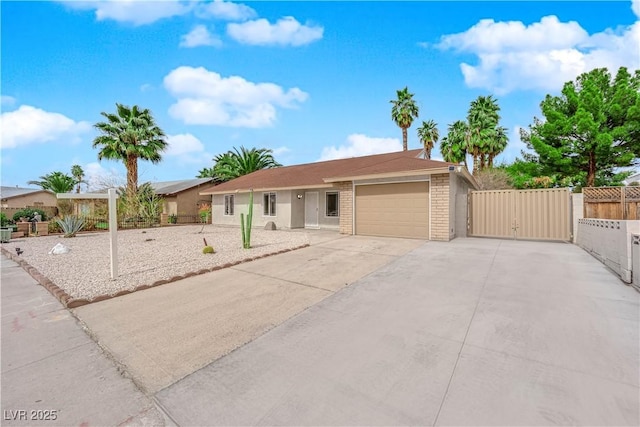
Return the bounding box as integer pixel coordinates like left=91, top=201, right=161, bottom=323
left=323, top=167, right=455, bottom=183
left=200, top=183, right=336, bottom=196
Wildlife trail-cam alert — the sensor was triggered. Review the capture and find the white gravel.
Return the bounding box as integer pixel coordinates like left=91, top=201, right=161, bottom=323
left=2, top=225, right=310, bottom=301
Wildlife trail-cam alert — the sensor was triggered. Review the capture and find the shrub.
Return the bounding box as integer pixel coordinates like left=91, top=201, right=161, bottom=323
left=202, top=246, right=215, bottom=254
left=0, top=212, right=8, bottom=227
left=12, top=208, right=47, bottom=222
left=48, top=220, right=63, bottom=234
left=56, top=215, right=86, bottom=238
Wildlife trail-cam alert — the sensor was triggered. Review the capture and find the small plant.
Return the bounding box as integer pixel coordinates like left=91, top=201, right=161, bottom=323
left=202, top=246, right=215, bottom=254
left=240, top=190, right=253, bottom=249
left=55, top=215, right=86, bottom=238
left=168, top=214, right=177, bottom=224
left=0, top=212, right=8, bottom=227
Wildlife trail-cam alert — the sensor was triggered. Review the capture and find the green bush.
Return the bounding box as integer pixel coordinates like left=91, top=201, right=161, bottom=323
left=202, top=245, right=215, bottom=254
left=0, top=212, right=8, bottom=227
left=12, top=208, right=47, bottom=222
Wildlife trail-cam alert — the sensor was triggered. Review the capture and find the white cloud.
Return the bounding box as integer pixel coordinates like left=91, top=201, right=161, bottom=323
left=164, top=66, right=308, bottom=127
left=1, top=95, right=16, bottom=106
left=65, top=0, right=192, bottom=26
left=437, top=14, right=640, bottom=94
left=319, top=134, right=403, bottom=161
left=227, top=16, right=323, bottom=46
left=633, top=0, right=640, bottom=18
left=165, top=133, right=211, bottom=165
left=165, top=133, right=205, bottom=156
left=271, top=146, right=290, bottom=156
left=0, top=105, right=91, bottom=149
left=140, top=83, right=153, bottom=92
left=180, top=25, right=222, bottom=48
left=196, top=0, right=256, bottom=21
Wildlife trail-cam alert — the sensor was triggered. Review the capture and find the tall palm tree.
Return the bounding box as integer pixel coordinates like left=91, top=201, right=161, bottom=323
left=467, top=95, right=501, bottom=173
left=71, top=164, right=84, bottom=193
left=440, top=120, right=469, bottom=167
left=92, top=103, right=167, bottom=200
left=197, top=167, right=216, bottom=179
left=211, top=147, right=282, bottom=182
left=487, top=126, right=508, bottom=168
left=390, top=87, right=419, bottom=151
left=28, top=171, right=76, bottom=193
left=416, top=120, right=439, bottom=159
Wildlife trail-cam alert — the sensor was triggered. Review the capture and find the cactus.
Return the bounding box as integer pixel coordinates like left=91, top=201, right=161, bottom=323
left=241, top=190, right=254, bottom=249
left=202, top=246, right=215, bottom=254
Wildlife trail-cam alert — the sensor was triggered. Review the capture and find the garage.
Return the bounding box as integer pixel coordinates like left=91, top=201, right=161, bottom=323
left=355, top=181, right=429, bottom=239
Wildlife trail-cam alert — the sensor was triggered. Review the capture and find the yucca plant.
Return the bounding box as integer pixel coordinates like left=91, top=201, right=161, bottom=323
left=56, top=216, right=86, bottom=238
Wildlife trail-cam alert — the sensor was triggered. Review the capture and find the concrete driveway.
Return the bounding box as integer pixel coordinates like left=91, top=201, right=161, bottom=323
left=73, top=231, right=424, bottom=394
left=154, top=238, right=639, bottom=426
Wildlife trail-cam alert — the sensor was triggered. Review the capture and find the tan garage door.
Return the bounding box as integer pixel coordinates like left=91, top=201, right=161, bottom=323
left=355, top=181, right=429, bottom=239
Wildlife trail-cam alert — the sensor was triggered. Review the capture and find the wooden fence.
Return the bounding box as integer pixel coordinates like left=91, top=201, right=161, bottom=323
left=583, top=186, right=640, bottom=220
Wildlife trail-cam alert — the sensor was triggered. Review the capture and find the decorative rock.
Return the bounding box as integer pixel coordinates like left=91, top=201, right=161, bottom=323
left=264, top=221, right=277, bottom=230
left=48, top=243, right=70, bottom=255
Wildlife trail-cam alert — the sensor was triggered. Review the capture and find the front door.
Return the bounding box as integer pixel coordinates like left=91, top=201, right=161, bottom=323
left=305, top=192, right=319, bottom=228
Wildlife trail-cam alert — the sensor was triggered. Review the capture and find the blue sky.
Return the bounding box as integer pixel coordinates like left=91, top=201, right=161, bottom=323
left=1, top=0, right=639, bottom=190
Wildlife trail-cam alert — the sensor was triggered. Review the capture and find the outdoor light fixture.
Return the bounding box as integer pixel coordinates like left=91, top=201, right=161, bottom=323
left=297, top=194, right=303, bottom=199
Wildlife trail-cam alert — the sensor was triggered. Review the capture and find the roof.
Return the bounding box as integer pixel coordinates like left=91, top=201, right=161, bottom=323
left=201, top=150, right=459, bottom=195
left=624, top=172, right=640, bottom=184
left=148, top=178, right=214, bottom=195
left=0, top=186, right=53, bottom=199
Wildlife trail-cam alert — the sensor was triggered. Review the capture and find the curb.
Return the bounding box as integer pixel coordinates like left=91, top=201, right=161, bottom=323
left=1, top=243, right=311, bottom=309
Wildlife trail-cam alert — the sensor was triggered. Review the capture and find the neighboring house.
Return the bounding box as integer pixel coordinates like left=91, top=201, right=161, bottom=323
left=150, top=178, right=216, bottom=217
left=200, top=149, right=478, bottom=241
left=0, top=186, right=57, bottom=208
left=623, top=172, right=640, bottom=186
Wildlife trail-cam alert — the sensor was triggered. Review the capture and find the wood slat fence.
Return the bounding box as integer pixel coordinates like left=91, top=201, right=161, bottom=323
left=583, top=186, right=640, bottom=220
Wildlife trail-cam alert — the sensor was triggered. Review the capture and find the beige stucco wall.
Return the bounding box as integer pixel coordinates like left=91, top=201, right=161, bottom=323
left=169, top=185, right=211, bottom=217
left=212, top=190, right=293, bottom=229
left=450, top=173, right=473, bottom=239
left=1, top=192, right=57, bottom=209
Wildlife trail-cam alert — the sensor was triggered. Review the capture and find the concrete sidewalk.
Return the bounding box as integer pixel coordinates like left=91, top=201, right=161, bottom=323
left=156, top=238, right=640, bottom=426
left=0, top=256, right=165, bottom=426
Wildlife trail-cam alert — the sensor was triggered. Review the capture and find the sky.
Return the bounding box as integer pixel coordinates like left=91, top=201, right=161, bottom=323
left=1, top=0, right=639, bottom=190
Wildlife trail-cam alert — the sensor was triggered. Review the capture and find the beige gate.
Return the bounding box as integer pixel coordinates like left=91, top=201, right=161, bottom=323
left=469, top=188, right=571, bottom=241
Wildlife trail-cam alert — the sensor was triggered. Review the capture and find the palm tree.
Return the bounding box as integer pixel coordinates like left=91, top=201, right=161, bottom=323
left=416, top=120, right=439, bottom=159
left=92, top=103, right=167, bottom=200
left=487, top=126, right=508, bottom=168
left=197, top=167, right=216, bottom=179
left=440, top=120, right=469, bottom=167
left=467, top=95, right=501, bottom=173
left=71, top=164, right=84, bottom=193
left=390, top=87, right=419, bottom=151
left=211, top=147, right=282, bottom=182
left=28, top=171, right=76, bottom=193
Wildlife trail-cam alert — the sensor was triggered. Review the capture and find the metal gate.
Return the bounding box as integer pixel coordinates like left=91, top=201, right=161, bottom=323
left=469, top=188, right=571, bottom=241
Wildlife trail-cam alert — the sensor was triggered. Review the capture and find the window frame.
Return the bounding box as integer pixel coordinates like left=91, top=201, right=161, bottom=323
left=262, top=192, right=277, bottom=217
left=224, top=194, right=235, bottom=216
left=325, top=191, right=340, bottom=217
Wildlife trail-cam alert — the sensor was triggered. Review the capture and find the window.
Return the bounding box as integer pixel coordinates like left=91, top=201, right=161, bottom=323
left=263, top=192, right=276, bottom=216
left=224, top=195, right=234, bottom=216
left=326, top=192, right=339, bottom=217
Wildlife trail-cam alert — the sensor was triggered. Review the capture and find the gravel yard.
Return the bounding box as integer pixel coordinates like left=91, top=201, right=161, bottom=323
left=1, top=225, right=310, bottom=301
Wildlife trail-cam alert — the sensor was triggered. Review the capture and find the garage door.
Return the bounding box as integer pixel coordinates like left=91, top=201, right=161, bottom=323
left=355, top=181, right=429, bottom=239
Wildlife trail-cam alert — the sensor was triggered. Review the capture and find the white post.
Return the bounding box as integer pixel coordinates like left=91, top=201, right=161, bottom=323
left=108, top=188, right=118, bottom=279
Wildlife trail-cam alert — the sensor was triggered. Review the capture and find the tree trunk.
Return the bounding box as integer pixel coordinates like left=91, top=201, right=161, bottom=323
left=479, top=154, right=486, bottom=171
left=126, top=155, right=138, bottom=201
left=488, top=154, right=494, bottom=169
left=472, top=155, right=480, bottom=175
left=587, top=151, right=596, bottom=187
left=426, top=146, right=432, bottom=159
left=402, top=127, right=408, bottom=151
